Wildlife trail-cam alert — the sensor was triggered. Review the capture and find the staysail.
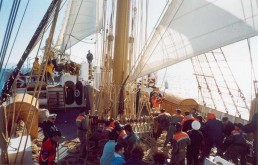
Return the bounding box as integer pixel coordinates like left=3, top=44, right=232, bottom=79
left=131, top=0, right=258, bottom=80
left=56, top=0, right=103, bottom=52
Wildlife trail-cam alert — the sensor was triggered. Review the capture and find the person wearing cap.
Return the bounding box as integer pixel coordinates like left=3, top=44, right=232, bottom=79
left=76, top=109, right=89, bottom=158
left=164, top=109, right=184, bottom=147
left=170, top=122, right=191, bottom=165
left=203, top=113, right=224, bottom=158
left=39, top=130, right=61, bottom=165
left=224, top=123, right=248, bottom=165
left=42, top=114, right=58, bottom=143
left=186, top=121, right=204, bottom=165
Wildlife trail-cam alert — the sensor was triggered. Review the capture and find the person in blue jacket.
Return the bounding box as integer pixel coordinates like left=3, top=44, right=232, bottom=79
left=100, top=131, right=117, bottom=165
left=111, top=143, right=126, bottom=165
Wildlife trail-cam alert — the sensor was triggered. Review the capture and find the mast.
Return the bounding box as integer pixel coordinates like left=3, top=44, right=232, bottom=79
left=112, top=0, right=131, bottom=118
left=0, top=106, right=8, bottom=164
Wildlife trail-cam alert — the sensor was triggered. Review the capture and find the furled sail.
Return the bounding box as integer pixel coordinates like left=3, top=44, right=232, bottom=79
left=56, top=0, right=103, bottom=51
left=131, top=0, right=258, bottom=80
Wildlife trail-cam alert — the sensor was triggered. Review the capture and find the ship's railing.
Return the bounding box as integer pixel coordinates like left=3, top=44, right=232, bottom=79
left=199, top=105, right=249, bottom=125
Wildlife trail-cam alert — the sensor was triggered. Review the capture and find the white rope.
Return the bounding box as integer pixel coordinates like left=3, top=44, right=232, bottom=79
left=196, top=55, right=217, bottom=109
left=211, top=50, right=242, bottom=117
left=191, top=58, right=206, bottom=106
left=203, top=53, right=229, bottom=113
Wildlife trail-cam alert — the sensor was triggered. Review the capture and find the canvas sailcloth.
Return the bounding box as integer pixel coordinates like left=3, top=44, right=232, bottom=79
left=56, top=0, right=104, bottom=51
left=131, top=0, right=258, bottom=80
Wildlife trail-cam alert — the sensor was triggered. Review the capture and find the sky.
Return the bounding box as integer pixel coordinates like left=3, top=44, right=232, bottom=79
left=0, top=0, right=55, bottom=68
left=0, top=0, right=168, bottom=68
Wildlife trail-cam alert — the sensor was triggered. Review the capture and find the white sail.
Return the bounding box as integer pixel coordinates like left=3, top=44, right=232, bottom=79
left=56, top=0, right=103, bottom=51
left=131, top=0, right=258, bottom=80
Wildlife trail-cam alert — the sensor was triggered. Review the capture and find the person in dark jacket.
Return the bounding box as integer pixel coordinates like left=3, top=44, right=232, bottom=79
left=224, top=123, right=248, bottom=165
left=242, top=113, right=258, bottom=165
left=203, top=113, right=224, bottom=158
left=125, top=144, right=147, bottom=165
left=171, top=122, right=191, bottom=165
left=153, top=151, right=168, bottom=165
left=154, top=109, right=171, bottom=140
left=186, top=121, right=203, bottom=165
left=164, top=109, right=184, bottom=147
left=76, top=109, right=89, bottom=158
left=222, top=116, right=235, bottom=152
left=123, top=124, right=140, bottom=160
left=182, top=111, right=196, bottom=132
left=42, top=114, right=58, bottom=143
left=222, top=117, right=235, bottom=137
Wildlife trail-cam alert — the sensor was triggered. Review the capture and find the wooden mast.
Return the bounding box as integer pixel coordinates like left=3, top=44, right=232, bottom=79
left=112, top=0, right=131, bottom=118
left=0, top=106, right=8, bottom=164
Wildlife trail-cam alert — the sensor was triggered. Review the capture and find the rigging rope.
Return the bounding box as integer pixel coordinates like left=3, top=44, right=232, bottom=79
left=0, top=0, right=67, bottom=78
left=247, top=38, right=257, bottom=81
left=247, top=38, right=257, bottom=103
left=0, top=0, right=3, bottom=12
left=203, top=53, right=229, bottom=113
left=63, top=0, right=84, bottom=52
left=0, top=0, right=21, bottom=74
left=211, top=50, right=242, bottom=117
left=196, top=55, right=217, bottom=109
left=191, top=58, right=205, bottom=106
left=0, top=0, right=58, bottom=103
left=132, top=0, right=182, bottom=79
left=118, top=0, right=171, bottom=85
left=0, top=0, right=31, bottom=83
left=219, top=48, right=249, bottom=111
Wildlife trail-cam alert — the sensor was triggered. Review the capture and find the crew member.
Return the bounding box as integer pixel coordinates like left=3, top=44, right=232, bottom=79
left=46, top=61, right=54, bottom=84
left=203, top=113, right=224, bottom=158
left=76, top=109, right=89, bottom=158
left=242, top=113, right=258, bottom=165
left=42, top=114, right=58, bottom=143
left=186, top=121, right=204, bottom=165
left=32, top=57, right=40, bottom=80
left=224, top=123, right=248, bottom=165
left=124, top=124, right=140, bottom=160
left=39, top=130, right=61, bottom=165
left=154, top=109, right=171, bottom=140
left=170, top=122, right=191, bottom=165
left=222, top=116, right=235, bottom=152
left=164, top=109, right=184, bottom=147
left=191, top=108, right=200, bottom=119
left=182, top=111, right=196, bottom=132
left=151, top=92, right=162, bottom=112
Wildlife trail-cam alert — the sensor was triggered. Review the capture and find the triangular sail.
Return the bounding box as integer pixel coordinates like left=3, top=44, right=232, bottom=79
left=131, top=0, right=258, bottom=80
left=56, top=0, right=103, bottom=51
